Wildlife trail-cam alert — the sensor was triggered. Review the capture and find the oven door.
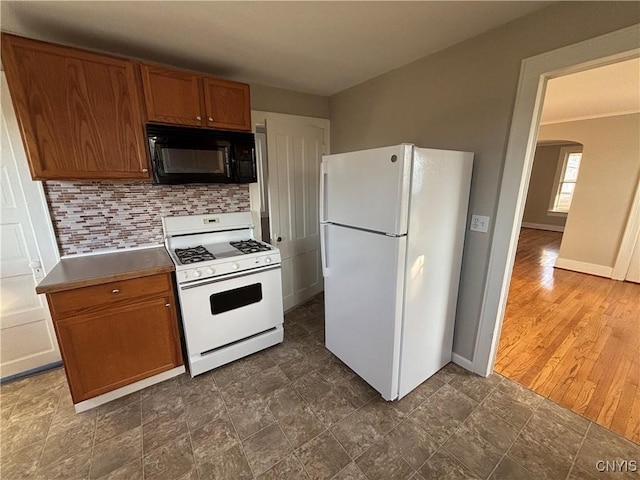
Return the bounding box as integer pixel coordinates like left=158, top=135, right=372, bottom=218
left=178, top=265, right=284, bottom=356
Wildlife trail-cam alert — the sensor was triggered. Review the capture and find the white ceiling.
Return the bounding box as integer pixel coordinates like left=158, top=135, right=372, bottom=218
left=1, top=1, right=554, bottom=96
left=540, top=57, right=640, bottom=125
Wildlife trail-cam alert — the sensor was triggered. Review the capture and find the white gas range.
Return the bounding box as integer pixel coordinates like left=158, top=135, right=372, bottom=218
left=162, top=212, right=284, bottom=377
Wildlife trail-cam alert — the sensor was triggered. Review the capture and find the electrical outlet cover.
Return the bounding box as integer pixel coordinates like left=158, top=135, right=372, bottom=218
left=470, top=215, right=490, bottom=233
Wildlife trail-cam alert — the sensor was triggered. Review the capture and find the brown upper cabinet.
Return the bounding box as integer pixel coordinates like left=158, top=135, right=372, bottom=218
left=140, top=64, right=251, bottom=131
left=1, top=34, right=149, bottom=180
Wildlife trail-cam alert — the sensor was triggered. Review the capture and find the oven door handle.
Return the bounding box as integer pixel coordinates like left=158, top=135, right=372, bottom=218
left=180, top=264, right=281, bottom=290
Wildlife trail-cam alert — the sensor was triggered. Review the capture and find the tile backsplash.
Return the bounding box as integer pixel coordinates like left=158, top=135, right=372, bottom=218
left=44, top=181, right=251, bottom=256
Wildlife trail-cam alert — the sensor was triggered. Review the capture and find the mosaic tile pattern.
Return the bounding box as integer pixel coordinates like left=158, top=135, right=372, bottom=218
left=1, top=295, right=638, bottom=479
left=44, top=181, right=251, bottom=255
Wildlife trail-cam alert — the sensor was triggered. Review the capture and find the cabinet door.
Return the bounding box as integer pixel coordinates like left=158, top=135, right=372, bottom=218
left=54, top=296, right=182, bottom=403
left=203, top=77, right=251, bottom=131
left=141, top=64, right=205, bottom=126
left=1, top=34, right=149, bottom=180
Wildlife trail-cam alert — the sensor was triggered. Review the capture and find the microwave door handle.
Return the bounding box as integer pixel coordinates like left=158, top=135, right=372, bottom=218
left=226, top=150, right=233, bottom=176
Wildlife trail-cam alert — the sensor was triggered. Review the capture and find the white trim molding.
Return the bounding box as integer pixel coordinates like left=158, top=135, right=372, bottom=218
left=539, top=109, right=640, bottom=126
left=74, top=366, right=185, bottom=413
left=521, top=222, right=565, bottom=232
left=546, top=211, right=568, bottom=218
left=451, top=353, right=474, bottom=372
left=611, top=174, right=640, bottom=280
left=473, top=24, right=640, bottom=378
left=554, top=257, right=613, bottom=278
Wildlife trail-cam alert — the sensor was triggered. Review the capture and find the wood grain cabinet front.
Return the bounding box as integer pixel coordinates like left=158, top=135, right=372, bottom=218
left=203, top=77, right=251, bottom=131
left=47, top=273, right=183, bottom=403
left=1, top=34, right=149, bottom=180
left=140, top=63, right=251, bottom=131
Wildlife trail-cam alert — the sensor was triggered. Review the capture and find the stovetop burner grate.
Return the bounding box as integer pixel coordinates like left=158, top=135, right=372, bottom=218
left=230, top=239, right=273, bottom=254
left=175, top=245, right=215, bottom=264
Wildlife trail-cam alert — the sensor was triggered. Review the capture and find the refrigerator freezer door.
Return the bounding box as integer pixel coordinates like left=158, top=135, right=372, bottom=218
left=321, top=144, right=412, bottom=235
left=323, top=223, right=406, bottom=400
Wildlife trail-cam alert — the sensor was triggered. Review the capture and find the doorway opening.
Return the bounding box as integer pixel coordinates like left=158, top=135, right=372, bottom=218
left=490, top=54, right=640, bottom=443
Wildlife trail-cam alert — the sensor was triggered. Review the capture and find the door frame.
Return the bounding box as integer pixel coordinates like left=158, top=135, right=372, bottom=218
left=473, top=25, right=640, bottom=376
left=611, top=174, right=640, bottom=280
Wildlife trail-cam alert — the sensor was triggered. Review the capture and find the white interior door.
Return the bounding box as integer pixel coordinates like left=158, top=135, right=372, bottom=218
left=266, top=117, right=326, bottom=311
left=1, top=74, right=61, bottom=379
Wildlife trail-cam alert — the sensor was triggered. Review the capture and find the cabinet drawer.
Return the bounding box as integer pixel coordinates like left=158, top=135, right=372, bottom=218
left=48, top=274, right=172, bottom=319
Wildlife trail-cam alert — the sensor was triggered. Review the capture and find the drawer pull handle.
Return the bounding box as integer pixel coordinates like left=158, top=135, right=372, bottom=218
left=165, top=303, right=171, bottom=307
left=112, top=289, right=120, bottom=294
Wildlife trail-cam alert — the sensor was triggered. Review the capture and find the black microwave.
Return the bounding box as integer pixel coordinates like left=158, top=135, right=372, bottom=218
left=147, top=124, right=257, bottom=185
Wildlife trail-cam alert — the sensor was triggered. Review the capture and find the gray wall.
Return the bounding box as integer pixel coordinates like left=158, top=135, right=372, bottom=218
left=328, top=2, right=640, bottom=361
left=539, top=114, right=640, bottom=269
left=522, top=144, right=574, bottom=228
left=251, top=83, right=330, bottom=119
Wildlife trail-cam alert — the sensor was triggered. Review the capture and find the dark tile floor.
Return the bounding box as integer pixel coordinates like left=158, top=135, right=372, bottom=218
left=1, top=295, right=639, bottom=479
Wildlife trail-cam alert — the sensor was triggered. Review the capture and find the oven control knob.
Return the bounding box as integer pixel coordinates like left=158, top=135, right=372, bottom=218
left=232, top=263, right=239, bottom=270
left=207, top=268, right=215, bottom=275
left=193, top=270, right=202, bottom=278
left=265, top=257, right=272, bottom=264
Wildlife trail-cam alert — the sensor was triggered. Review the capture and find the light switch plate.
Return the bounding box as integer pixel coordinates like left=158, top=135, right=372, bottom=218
left=470, top=215, right=490, bottom=233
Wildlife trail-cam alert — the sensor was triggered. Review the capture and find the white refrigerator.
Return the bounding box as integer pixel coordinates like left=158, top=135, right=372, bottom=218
left=320, top=144, right=473, bottom=401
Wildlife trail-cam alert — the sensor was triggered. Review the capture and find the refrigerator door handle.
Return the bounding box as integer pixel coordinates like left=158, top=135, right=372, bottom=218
left=320, top=223, right=330, bottom=277
left=319, top=162, right=328, bottom=223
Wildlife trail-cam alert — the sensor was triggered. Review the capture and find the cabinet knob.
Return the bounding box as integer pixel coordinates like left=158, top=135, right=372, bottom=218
left=142, top=168, right=148, bottom=173
left=208, top=117, right=214, bottom=122
left=277, top=237, right=282, bottom=242
left=112, top=289, right=120, bottom=294
left=196, top=115, right=202, bottom=121
left=165, top=303, right=171, bottom=307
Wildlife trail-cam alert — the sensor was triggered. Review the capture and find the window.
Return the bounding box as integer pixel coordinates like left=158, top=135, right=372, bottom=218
left=549, top=146, right=582, bottom=214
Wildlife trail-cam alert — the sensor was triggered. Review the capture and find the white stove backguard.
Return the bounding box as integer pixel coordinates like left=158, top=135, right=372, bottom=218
left=162, top=212, right=255, bottom=237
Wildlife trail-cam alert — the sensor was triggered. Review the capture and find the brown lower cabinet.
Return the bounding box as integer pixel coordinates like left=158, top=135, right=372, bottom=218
left=46, top=273, right=183, bottom=403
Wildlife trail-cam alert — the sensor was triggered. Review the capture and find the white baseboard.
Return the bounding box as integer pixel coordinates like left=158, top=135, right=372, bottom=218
left=521, top=222, right=564, bottom=232
left=554, top=257, right=613, bottom=278
left=74, top=366, right=185, bottom=413
left=452, top=353, right=474, bottom=372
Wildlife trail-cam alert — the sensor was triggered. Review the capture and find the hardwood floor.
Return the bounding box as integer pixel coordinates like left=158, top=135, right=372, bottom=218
left=495, top=228, right=640, bottom=444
